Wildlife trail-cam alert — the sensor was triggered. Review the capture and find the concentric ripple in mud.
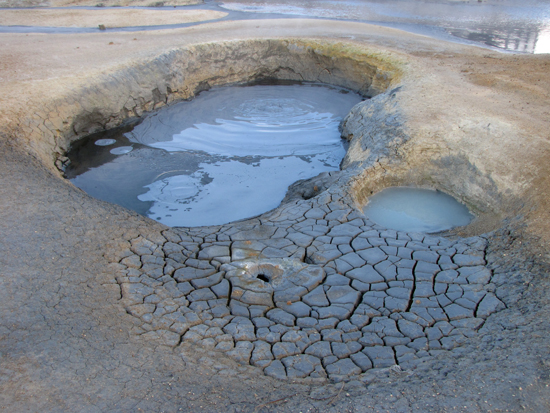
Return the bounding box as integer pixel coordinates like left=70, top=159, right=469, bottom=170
left=66, top=84, right=362, bottom=227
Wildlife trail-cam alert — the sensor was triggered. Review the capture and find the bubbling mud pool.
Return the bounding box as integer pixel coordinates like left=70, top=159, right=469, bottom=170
left=363, top=187, right=474, bottom=233
left=65, top=84, right=362, bottom=227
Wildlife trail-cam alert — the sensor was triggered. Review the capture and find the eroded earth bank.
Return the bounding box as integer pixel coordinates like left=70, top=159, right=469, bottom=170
left=1, top=12, right=550, bottom=412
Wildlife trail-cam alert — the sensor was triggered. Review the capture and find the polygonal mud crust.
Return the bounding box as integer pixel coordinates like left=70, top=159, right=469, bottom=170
left=112, top=189, right=505, bottom=381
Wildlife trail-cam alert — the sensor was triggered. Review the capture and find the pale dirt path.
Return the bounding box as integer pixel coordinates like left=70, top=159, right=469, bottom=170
left=0, top=0, right=201, bottom=7
left=0, top=8, right=227, bottom=27
left=0, top=17, right=549, bottom=412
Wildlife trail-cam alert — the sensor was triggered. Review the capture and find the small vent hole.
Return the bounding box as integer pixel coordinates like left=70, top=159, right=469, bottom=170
left=256, top=274, right=270, bottom=283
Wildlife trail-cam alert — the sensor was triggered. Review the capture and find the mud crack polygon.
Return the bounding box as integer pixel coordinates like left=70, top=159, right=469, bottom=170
left=113, top=191, right=505, bottom=381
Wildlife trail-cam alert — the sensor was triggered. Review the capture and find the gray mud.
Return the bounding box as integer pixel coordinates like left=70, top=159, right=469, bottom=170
left=1, top=138, right=550, bottom=411
left=363, top=187, right=474, bottom=233
left=66, top=83, right=361, bottom=226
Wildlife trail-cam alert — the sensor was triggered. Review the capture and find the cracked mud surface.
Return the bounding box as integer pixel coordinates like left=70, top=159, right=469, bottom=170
left=2, top=143, right=549, bottom=411
left=115, top=185, right=506, bottom=381
left=1, top=5, right=550, bottom=412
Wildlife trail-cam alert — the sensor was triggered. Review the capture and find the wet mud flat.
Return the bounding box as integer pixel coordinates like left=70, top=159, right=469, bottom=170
left=1, top=17, right=550, bottom=412
left=3, top=0, right=549, bottom=54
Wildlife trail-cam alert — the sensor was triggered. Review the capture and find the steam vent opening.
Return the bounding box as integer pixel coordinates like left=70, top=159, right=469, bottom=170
left=256, top=274, right=270, bottom=283
left=64, top=83, right=362, bottom=227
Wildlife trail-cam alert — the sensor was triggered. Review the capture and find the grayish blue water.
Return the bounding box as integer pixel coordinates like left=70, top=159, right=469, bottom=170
left=66, top=84, right=362, bottom=227
left=2, top=1, right=548, bottom=53
left=221, top=0, right=550, bottom=54
left=363, top=187, right=474, bottom=233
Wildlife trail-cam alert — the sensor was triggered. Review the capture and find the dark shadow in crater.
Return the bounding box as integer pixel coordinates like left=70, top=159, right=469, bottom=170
left=256, top=273, right=271, bottom=283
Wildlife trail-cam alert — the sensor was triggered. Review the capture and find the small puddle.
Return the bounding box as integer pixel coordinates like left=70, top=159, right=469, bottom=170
left=362, top=187, right=474, bottom=233
left=65, top=83, right=362, bottom=227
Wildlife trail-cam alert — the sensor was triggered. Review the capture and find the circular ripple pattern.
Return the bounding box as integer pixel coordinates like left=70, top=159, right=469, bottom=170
left=126, top=84, right=360, bottom=157
left=113, top=189, right=505, bottom=381
left=235, top=97, right=312, bottom=122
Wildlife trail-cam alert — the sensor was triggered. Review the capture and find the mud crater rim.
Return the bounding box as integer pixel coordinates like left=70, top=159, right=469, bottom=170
left=28, top=38, right=509, bottom=381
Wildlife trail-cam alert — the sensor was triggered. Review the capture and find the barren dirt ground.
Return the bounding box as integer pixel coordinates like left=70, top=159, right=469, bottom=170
left=0, top=9, right=227, bottom=27
left=1, top=6, right=550, bottom=413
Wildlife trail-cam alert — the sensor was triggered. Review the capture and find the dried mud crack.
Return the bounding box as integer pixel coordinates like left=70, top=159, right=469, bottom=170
left=113, top=185, right=505, bottom=381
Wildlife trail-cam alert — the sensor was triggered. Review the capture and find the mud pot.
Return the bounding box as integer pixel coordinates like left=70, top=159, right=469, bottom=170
left=1, top=5, right=550, bottom=412
left=13, top=37, right=531, bottom=380
left=362, top=187, right=474, bottom=233
left=65, top=83, right=362, bottom=226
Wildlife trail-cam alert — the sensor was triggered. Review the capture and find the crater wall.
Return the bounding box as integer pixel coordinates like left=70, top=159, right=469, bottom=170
left=5, top=36, right=520, bottom=229
left=10, top=39, right=400, bottom=174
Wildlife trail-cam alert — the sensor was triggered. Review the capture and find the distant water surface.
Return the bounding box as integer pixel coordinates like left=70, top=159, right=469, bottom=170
left=222, top=0, right=550, bottom=53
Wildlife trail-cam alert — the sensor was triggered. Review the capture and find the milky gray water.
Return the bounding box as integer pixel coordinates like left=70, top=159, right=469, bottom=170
left=363, top=187, right=474, bottom=233
left=2, top=1, right=549, bottom=54
left=66, top=84, right=362, bottom=227
left=221, top=0, right=550, bottom=54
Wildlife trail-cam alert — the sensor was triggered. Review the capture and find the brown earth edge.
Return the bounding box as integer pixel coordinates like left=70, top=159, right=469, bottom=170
left=1, top=17, right=550, bottom=411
